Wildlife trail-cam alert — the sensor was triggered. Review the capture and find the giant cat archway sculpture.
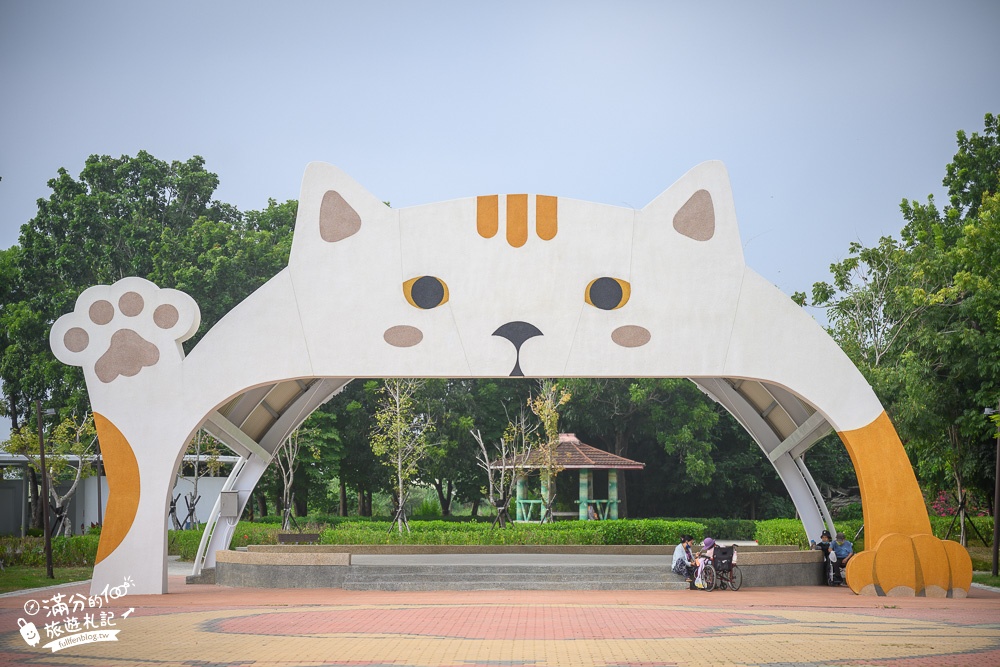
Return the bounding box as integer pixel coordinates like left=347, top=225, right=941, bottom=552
left=50, top=161, right=972, bottom=597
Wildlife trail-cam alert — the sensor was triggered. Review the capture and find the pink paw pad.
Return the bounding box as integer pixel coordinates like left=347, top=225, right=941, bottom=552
left=50, top=278, right=199, bottom=384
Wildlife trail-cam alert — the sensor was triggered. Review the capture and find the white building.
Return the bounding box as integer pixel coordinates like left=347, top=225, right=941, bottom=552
left=0, top=453, right=236, bottom=536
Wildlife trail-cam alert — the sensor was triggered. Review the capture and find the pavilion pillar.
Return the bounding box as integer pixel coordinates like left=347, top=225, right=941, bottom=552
left=516, top=476, right=526, bottom=521
left=579, top=469, right=591, bottom=520
left=608, top=469, right=619, bottom=520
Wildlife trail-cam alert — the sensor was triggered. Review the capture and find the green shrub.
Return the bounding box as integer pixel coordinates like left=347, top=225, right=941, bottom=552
left=0, top=535, right=99, bottom=567
left=667, top=517, right=756, bottom=540
left=754, top=518, right=809, bottom=548
left=929, top=515, right=993, bottom=546
left=833, top=502, right=864, bottom=521
left=833, top=520, right=865, bottom=552
left=413, top=498, right=442, bottom=518
left=709, top=518, right=756, bottom=540
left=596, top=519, right=704, bottom=545
left=255, top=515, right=284, bottom=524
left=0, top=537, right=43, bottom=567
left=318, top=519, right=704, bottom=546
left=167, top=530, right=205, bottom=560
left=50, top=535, right=100, bottom=566
left=754, top=519, right=869, bottom=551
left=166, top=521, right=282, bottom=560
left=227, top=522, right=281, bottom=548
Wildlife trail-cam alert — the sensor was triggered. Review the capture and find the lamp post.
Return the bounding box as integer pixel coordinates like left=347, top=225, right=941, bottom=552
left=986, top=401, right=1000, bottom=578
left=35, top=401, right=56, bottom=580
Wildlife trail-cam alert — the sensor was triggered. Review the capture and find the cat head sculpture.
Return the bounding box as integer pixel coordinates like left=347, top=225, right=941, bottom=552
left=288, top=160, right=746, bottom=379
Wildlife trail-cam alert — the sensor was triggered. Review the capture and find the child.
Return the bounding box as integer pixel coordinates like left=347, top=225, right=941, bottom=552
left=695, top=537, right=716, bottom=589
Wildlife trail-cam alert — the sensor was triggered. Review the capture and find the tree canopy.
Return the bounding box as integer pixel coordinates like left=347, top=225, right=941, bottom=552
left=810, top=113, right=1000, bottom=523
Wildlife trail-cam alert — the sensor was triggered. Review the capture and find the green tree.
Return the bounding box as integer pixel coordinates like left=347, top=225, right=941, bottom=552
left=172, top=430, right=226, bottom=530
left=318, top=381, right=387, bottom=516
left=150, top=198, right=295, bottom=342
left=472, top=408, right=536, bottom=528
left=529, top=380, right=571, bottom=523
left=2, top=412, right=97, bottom=535
left=562, top=378, right=719, bottom=517
left=811, top=236, right=927, bottom=371
left=807, top=114, right=1000, bottom=539
left=295, top=408, right=343, bottom=516
left=416, top=379, right=480, bottom=516
left=945, top=112, right=1000, bottom=219
left=274, top=426, right=319, bottom=530
left=1, top=152, right=296, bottom=431
left=371, top=378, right=435, bottom=533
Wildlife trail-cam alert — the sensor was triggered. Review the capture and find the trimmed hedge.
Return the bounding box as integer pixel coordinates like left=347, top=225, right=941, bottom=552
left=667, top=518, right=757, bottom=541
left=0, top=535, right=100, bottom=567
left=754, top=518, right=810, bottom=549
left=10, top=514, right=984, bottom=567
left=755, top=518, right=869, bottom=551
left=319, top=519, right=706, bottom=546
left=168, top=522, right=282, bottom=560
left=929, top=516, right=993, bottom=545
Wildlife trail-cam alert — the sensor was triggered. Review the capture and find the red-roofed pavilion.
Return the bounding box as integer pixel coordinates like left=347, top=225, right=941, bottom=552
left=507, top=433, right=645, bottom=521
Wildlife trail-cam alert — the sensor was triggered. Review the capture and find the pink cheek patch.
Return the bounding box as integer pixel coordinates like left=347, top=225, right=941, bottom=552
left=611, top=325, right=651, bottom=348
left=383, top=325, right=423, bottom=348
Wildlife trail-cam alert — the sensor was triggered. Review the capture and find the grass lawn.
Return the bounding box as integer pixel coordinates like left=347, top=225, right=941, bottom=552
left=0, top=566, right=92, bottom=594
left=972, top=573, right=1000, bottom=588
left=967, top=546, right=993, bottom=571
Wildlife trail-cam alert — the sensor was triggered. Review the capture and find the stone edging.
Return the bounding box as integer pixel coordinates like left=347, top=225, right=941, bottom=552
left=215, top=550, right=351, bottom=566
left=245, top=544, right=800, bottom=556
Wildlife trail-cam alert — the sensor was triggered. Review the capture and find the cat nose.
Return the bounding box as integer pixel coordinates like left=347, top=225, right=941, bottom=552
left=492, top=321, right=543, bottom=377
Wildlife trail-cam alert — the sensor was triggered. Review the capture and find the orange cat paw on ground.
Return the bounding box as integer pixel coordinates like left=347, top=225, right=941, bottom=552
left=845, top=533, right=972, bottom=597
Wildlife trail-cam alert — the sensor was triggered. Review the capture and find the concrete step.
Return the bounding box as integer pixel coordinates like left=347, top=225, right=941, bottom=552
left=344, top=569, right=674, bottom=580
left=340, top=564, right=691, bottom=591
left=342, top=581, right=692, bottom=591
left=346, top=565, right=672, bottom=575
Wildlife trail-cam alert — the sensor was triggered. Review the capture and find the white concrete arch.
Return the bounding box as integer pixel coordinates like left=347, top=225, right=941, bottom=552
left=49, top=161, right=971, bottom=596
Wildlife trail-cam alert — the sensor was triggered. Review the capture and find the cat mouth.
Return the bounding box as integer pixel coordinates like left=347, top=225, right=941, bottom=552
left=492, top=321, right=543, bottom=377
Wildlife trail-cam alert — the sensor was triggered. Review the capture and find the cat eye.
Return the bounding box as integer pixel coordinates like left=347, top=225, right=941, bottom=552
left=403, top=276, right=450, bottom=309
left=585, top=277, right=631, bottom=310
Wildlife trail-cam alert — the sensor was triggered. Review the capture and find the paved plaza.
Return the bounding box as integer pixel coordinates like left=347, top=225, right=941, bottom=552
left=2, top=565, right=999, bottom=667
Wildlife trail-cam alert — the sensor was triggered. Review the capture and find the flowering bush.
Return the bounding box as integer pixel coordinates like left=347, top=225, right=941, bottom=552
left=928, top=490, right=989, bottom=517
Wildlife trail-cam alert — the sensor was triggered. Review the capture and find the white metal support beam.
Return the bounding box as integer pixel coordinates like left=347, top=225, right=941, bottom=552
left=203, top=411, right=273, bottom=461
left=768, top=411, right=831, bottom=463
left=795, top=455, right=837, bottom=534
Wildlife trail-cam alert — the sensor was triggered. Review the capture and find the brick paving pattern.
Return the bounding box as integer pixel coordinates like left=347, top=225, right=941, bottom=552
left=1, top=576, right=998, bottom=666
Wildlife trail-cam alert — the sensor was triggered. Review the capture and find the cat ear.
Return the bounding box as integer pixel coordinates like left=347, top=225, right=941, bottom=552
left=641, top=160, right=738, bottom=245
left=295, top=162, right=391, bottom=245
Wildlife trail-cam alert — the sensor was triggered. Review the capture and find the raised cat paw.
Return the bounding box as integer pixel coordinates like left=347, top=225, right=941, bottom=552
left=845, top=532, right=972, bottom=597
left=50, top=278, right=200, bottom=383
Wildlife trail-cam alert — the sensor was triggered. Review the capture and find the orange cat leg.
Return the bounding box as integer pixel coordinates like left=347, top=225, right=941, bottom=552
left=838, top=414, right=972, bottom=597
left=93, top=413, right=141, bottom=563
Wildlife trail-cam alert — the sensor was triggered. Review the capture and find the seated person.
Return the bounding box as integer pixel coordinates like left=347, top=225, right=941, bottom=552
left=671, top=534, right=697, bottom=588
left=587, top=504, right=599, bottom=521
left=810, top=529, right=833, bottom=554
left=695, top=537, right=716, bottom=588
left=811, top=529, right=838, bottom=584
left=831, top=532, right=853, bottom=579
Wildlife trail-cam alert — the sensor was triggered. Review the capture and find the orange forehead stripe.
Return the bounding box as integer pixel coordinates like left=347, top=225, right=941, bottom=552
left=536, top=195, right=557, bottom=240
left=478, top=194, right=557, bottom=246
left=477, top=195, right=498, bottom=239
left=506, top=194, right=528, bottom=248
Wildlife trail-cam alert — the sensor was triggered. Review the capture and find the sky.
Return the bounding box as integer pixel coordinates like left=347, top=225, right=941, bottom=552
left=1, top=1, right=999, bottom=440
